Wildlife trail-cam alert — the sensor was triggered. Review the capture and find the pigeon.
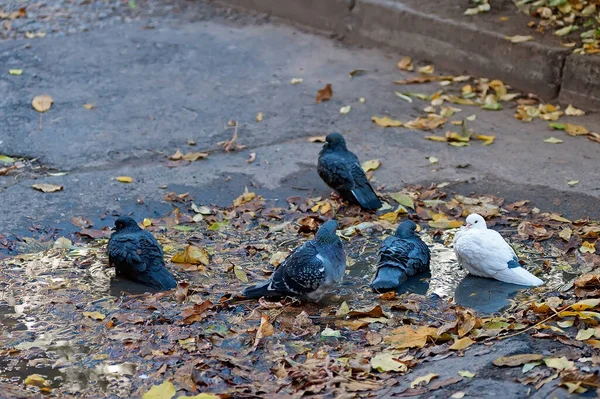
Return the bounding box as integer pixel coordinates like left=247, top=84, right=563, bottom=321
left=317, top=132, right=382, bottom=210
left=107, top=216, right=177, bottom=290
left=453, top=213, right=543, bottom=286
left=370, top=220, right=431, bottom=292
left=242, top=220, right=346, bottom=302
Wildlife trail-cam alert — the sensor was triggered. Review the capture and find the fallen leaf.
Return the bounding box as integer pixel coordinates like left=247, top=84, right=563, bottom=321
left=554, top=25, right=575, bottom=36
left=32, top=94, right=53, bottom=112
left=568, top=180, right=579, bottom=186
left=451, top=392, right=465, bottom=399
left=336, top=301, right=350, bottom=316
left=429, top=156, right=438, bottom=164
left=384, top=325, right=437, bottom=349
left=425, top=135, right=447, bottom=142
left=394, top=91, right=413, bottom=103
left=359, top=97, right=366, bottom=103
left=361, top=159, right=381, bottom=173
left=522, top=362, right=540, bottom=373
left=32, top=183, right=63, bottom=193
left=316, top=83, right=333, bottom=103
left=576, top=328, right=596, bottom=341
left=308, top=135, right=327, bottom=143
left=247, top=152, right=256, bottom=164
left=372, top=115, right=403, bottom=127
left=340, top=105, right=351, bottom=114
left=83, top=311, right=106, bottom=321
left=321, top=327, right=342, bottom=338
left=580, top=241, right=596, bottom=254
left=418, top=65, right=435, bottom=74
left=571, top=299, right=600, bottom=311
left=544, top=137, right=563, bottom=144
left=458, top=370, right=476, bottom=378
left=172, top=245, right=210, bottom=265
left=83, top=103, right=95, bottom=110
left=116, top=176, right=133, bottom=183
left=397, top=56, right=414, bottom=71
left=544, top=357, right=575, bottom=371
left=177, top=394, right=220, bottom=399
left=506, top=35, right=533, bottom=43
left=565, top=104, right=585, bottom=116
left=565, top=123, right=589, bottom=136
left=449, top=337, right=474, bottom=351
left=169, top=150, right=183, bottom=160
left=371, top=352, right=407, bottom=372
left=290, top=78, right=303, bottom=84
left=142, top=381, right=176, bottom=399
left=24, top=374, right=46, bottom=387
left=388, top=192, right=414, bottom=209
left=349, top=69, right=367, bottom=77
left=9, top=69, right=22, bottom=75
left=549, top=123, right=565, bottom=130
left=234, top=265, right=249, bottom=282
left=475, top=134, right=495, bottom=145
left=410, top=373, right=438, bottom=388
left=256, top=112, right=263, bottom=122
left=181, top=152, right=208, bottom=161
left=233, top=187, right=256, bottom=207
left=558, top=227, right=572, bottom=241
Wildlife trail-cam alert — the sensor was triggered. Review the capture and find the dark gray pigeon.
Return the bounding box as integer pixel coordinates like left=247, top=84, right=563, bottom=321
left=370, top=220, right=430, bottom=292
left=108, top=216, right=177, bottom=290
left=317, top=132, right=382, bottom=210
left=243, top=220, right=346, bottom=302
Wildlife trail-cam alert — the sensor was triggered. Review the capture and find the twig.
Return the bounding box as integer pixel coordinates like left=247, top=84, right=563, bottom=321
left=224, top=121, right=238, bottom=152
left=499, top=304, right=574, bottom=340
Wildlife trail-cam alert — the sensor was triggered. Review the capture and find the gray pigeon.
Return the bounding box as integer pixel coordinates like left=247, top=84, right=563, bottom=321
left=243, top=220, right=346, bottom=302
left=108, top=216, right=177, bottom=290
left=371, top=220, right=430, bottom=292
left=318, top=132, right=382, bottom=210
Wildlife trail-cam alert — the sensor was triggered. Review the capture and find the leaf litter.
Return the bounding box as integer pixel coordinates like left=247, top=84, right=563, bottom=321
left=1, top=182, right=599, bottom=397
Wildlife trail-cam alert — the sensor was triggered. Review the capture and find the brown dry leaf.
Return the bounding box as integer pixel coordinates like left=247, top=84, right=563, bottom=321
left=493, top=354, right=543, bottom=367
left=308, top=135, right=327, bottom=143
left=32, top=183, right=63, bottom=193
left=348, top=305, right=384, bottom=319
left=316, top=83, right=333, bottom=103
left=82, top=311, right=106, bottom=321
left=565, top=123, right=589, bottom=136
left=372, top=115, right=403, bottom=127
left=233, top=187, right=256, bottom=207
left=175, top=282, right=189, bottom=303
left=180, top=300, right=214, bottom=325
left=449, top=337, right=475, bottom=351
left=253, top=315, right=274, bottom=349
left=393, top=76, right=444, bottom=85
left=397, top=56, right=414, bottom=71
left=410, top=373, right=438, bottom=388
left=171, top=245, right=210, bottom=266
left=0, top=7, right=27, bottom=20
left=32, top=94, right=53, bottom=112
left=169, top=150, right=183, bottom=160
left=384, top=325, right=437, bottom=349
left=247, top=152, right=256, bottom=164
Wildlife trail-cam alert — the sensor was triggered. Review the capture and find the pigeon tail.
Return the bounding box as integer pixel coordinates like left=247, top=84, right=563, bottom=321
left=351, top=186, right=382, bottom=210
left=243, top=281, right=287, bottom=298
left=136, top=267, right=177, bottom=290
left=493, top=267, right=544, bottom=286
left=370, top=266, right=408, bottom=292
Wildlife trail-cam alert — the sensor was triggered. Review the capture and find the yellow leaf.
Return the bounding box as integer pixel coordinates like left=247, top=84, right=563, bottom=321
left=256, top=112, right=263, bottom=122
left=234, top=265, right=248, bottom=283
left=561, top=382, right=588, bottom=394
left=290, top=78, right=303, bottom=84
left=558, top=227, right=572, bottom=241
left=83, top=311, right=106, bottom=321
left=397, top=56, right=414, bottom=71
left=372, top=115, right=403, bottom=127
left=379, top=211, right=399, bottom=223
left=32, top=183, right=63, bottom=193
left=449, top=337, right=474, bottom=350
left=177, top=394, right=220, bottom=399
left=308, top=135, right=327, bottom=143
left=388, top=192, right=414, bottom=209
left=361, top=159, right=381, bottom=172
left=564, top=123, right=589, bottom=136
left=336, top=301, right=350, bottom=316
left=493, top=354, right=543, bottom=367
left=143, top=218, right=152, bottom=227
left=428, top=219, right=463, bottom=229
left=83, top=103, right=95, bottom=110
left=475, top=134, right=495, bottom=145
left=172, top=245, right=210, bottom=265
left=580, top=241, right=596, bottom=254
left=169, top=150, right=183, bottom=160
left=384, top=325, right=437, bottom=348
left=371, top=352, right=407, bottom=372
left=181, top=152, right=209, bottom=161
left=571, top=299, right=600, bottom=311
left=24, top=374, right=46, bottom=387
left=410, top=373, right=438, bottom=388
left=142, top=381, right=176, bottom=399
left=9, top=69, right=23, bottom=75
left=116, top=176, right=133, bottom=183
left=576, top=328, right=596, bottom=341
left=543, top=357, right=575, bottom=371
left=32, top=94, right=53, bottom=112
left=565, top=104, right=585, bottom=116
left=340, top=105, right=351, bottom=114
left=418, top=65, right=435, bottom=74
left=458, top=370, right=476, bottom=378
left=233, top=187, right=256, bottom=207
left=506, top=35, right=533, bottom=43
left=425, top=135, right=447, bottom=142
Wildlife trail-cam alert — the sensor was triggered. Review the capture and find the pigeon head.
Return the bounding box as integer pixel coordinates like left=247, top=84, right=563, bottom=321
left=464, top=214, right=487, bottom=230
left=324, top=133, right=347, bottom=150
left=113, top=216, right=141, bottom=232
left=395, top=220, right=418, bottom=238
left=315, top=220, right=340, bottom=245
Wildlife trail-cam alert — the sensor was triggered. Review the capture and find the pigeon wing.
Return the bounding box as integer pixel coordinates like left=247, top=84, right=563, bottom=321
left=318, top=155, right=355, bottom=192
left=270, top=242, right=326, bottom=295
left=455, top=229, right=517, bottom=274
left=108, top=234, right=147, bottom=273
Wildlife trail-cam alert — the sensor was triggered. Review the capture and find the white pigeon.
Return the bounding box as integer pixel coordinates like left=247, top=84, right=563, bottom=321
left=453, top=214, right=543, bottom=286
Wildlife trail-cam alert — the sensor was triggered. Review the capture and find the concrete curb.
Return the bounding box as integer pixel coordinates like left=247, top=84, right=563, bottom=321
left=218, top=0, right=598, bottom=109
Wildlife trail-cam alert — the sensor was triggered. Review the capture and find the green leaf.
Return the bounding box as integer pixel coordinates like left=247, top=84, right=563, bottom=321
left=0, top=155, right=15, bottom=164
left=554, top=25, right=576, bottom=37
left=544, top=137, right=563, bottom=144
left=458, top=370, right=476, bottom=378
left=481, top=103, right=503, bottom=110
left=321, top=327, right=342, bottom=338
left=394, top=91, right=413, bottom=103
left=8, top=69, right=23, bottom=76
left=388, top=192, right=415, bottom=209
left=548, top=123, right=565, bottom=130
left=522, top=362, right=540, bottom=373
left=143, top=381, right=176, bottom=399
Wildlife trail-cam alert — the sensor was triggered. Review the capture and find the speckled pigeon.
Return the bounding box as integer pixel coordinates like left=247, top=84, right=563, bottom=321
left=370, top=220, right=430, bottom=292
left=453, top=214, right=543, bottom=286
left=242, top=220, right=346, bottom=302
left=108, top=216, right=177, bottom=290
left=318, top=133, right=382, bottom=210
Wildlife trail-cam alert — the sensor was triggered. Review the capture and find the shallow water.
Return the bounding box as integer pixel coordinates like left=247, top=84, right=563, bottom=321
left=0, top=227, right=575, bottom=393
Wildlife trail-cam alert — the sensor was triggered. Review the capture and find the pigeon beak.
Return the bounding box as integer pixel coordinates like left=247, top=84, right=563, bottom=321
left=111, top=226, right=116, bottom=231
left=465, top=223, right=472, bottom=229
